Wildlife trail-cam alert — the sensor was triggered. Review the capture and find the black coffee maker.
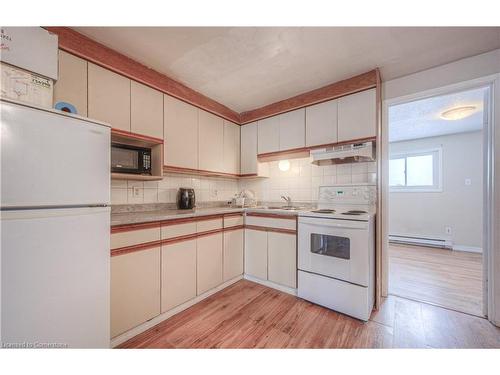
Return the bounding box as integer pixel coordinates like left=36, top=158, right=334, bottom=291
left=177, top=188, right=195, bottom=209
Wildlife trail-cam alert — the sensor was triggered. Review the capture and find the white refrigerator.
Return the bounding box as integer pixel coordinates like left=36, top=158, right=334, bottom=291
left=1, top=99, right=111, bottom=348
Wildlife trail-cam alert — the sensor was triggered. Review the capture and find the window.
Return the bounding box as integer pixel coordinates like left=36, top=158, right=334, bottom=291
left=389, top=148, right=442, bottom=192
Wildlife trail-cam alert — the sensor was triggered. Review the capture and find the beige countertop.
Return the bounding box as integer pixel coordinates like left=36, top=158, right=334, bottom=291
left=111, top=206, right=300, bottom=227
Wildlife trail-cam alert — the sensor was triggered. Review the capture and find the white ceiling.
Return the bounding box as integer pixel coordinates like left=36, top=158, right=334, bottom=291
left=389, top=86, right=488, bottom=142
left=74, top=27, right=500, bottom=113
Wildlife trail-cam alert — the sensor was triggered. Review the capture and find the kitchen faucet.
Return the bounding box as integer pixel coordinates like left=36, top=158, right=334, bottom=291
left=281, top=195, right=292, bottom=207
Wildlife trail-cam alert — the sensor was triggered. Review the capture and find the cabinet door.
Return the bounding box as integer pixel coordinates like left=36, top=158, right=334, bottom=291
left=197, top=233, right=223, bottom=295
left=258, top=116, right=280, bottom=154
left=88, top=63, right=131, bottom=131
left=240, top=122, right=258, bottom=175
left=163, top=95, right=198, bottom=169
left=223, top=229, right=244, bottom=281
left=131, top=81, right=163, bottom=139
left=279, top=108, right=305, bottom=151
left=53, top=50, right=87, bottom=116
left=306, top=99, right=338, bottom=146
left=268, top=232, right=297, bottom=288
left=244, top=229, right=268, bottom=280
left=223, top=120, right=241, bottom=174
left=198, top=110, right=224, bottom=172
left=337, top=88, right=376, bottom=142
left=161, top=239, right=197, bottom=312
left=111, top=248, right=161, bottom=337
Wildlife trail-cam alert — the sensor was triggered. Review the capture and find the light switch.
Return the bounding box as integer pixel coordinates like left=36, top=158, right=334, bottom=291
left=465, top=178, right=472, bottom=186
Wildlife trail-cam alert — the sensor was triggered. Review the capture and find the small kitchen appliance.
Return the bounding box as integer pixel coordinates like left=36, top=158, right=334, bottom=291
left=111, top=143, right=152, bottom=175
left=177, top=188, right=195, bottom=209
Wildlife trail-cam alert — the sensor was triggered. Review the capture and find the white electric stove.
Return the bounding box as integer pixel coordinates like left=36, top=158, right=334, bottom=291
left=297, top=184, right=376, bottom=321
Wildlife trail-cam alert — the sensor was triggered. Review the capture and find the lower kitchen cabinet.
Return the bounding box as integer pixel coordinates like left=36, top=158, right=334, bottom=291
left=110, top=247, right=161, bottom=338
left=197, top=233, right=223, bottom=295
left=223, top=229, right=244, bottom=281
left=244, top=229, right=268, bottom=280
left=161, top=239, right=197, bottom=312
left=267, top=232, right=297, bottom=288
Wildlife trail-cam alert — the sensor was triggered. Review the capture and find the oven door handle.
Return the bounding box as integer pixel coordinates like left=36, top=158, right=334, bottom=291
left=299, top=217, right=368, bottom=230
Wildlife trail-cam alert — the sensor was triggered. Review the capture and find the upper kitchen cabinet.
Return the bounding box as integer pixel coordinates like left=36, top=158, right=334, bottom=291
left=53, top=50, right=88, bottom=116
left=240, top=122, right=258, bottom=175
left=257, top=116, right=280, bottom=154
left=223, top=120, right=240, bottom=175
left=198, top=110, right=224, bottom=172
left=306, top=99, right=338, bottom=147
left=279, top=108, right=305, bottom=151
left=88, top=63, right=131, bottom=131
left=130, top=81, right=163, bottom=139
left=163, top=95, right=198, bottom=170
left=337, top=88, right=376, bottom=142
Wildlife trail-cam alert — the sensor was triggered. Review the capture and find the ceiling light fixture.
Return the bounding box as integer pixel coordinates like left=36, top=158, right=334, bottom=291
left=278, top=160, right=290, bottom=172
left=440, top=105, right=476, bottom=120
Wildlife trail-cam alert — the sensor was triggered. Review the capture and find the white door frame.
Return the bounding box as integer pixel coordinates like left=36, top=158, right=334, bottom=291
left=380, top=73, right=499, bottom=322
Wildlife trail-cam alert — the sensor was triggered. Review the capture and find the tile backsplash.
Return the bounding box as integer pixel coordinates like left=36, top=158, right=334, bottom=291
left=111, top=158, right=376, bottom=206
left=111, top=173, right=240, bottom=205
left=239, top=157, right=377, bottom=203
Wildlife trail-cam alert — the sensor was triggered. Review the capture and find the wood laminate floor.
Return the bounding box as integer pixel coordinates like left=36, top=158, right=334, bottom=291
left=118, top=279, right=500, bottom=349
left=389, top=244, right=483, bottom=316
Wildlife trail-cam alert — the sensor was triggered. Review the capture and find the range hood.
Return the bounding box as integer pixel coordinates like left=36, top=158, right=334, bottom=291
left=310, top=141, right=375, bottom=165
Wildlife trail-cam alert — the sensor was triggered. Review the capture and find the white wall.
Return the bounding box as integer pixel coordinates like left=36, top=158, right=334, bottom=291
left=240, top=158, right=377, bottom=203
left=389, top=131, right=483, bottom=250
left=381, top=48, right=500, bottom=324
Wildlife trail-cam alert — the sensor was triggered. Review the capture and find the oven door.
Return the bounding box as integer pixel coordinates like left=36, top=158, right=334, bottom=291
left=298, top=216, right=370, bottom=286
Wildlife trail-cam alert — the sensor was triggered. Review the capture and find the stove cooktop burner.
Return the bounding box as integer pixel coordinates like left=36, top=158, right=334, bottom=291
left=310, top=209, right=336, bottom=214
left=341, top=210, right=368, bottom=215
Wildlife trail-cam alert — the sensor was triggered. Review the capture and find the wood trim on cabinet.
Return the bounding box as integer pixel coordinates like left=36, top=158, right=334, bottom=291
left=223, top=225, right=245, bottom=232
left=111, top=128, right=164, bottom=145
left=245, top=212, right=297, bottom=220
left=223, top=212, right=244, bottom=218
left=111, top=240, right=162, bottom=257
left=245, top=224, right=296, bottom=235
left=163, top=165, right=240, bottom=179
left=161, top=232, right=199, bottom=246
left=239, top=70, right=377, bottom=124
left=111, top=221, right=161, bottom=234
left=45, top=27, right=241, bottom=124
left=195, top=214, right=224, bottom=222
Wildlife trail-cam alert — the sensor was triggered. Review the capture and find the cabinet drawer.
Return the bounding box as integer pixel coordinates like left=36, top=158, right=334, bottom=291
left=196, top=217, right=223, bottom=232
left=224, top=215, right=244, bottom=228
left=161, top=221, right=197, bottom=240
left=111, top=226, right=161, bottom=249
left=245, top=215, right=296, bottom=231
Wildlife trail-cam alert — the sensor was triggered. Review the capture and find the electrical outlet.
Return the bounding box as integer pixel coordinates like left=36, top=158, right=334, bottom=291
left=445, top=226, right=452, bottom=235
left=133, top=187, right=141, bottom=197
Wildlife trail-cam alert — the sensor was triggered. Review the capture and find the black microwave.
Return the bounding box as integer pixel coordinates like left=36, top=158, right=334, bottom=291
left=111, top=143, right=152, bottom=175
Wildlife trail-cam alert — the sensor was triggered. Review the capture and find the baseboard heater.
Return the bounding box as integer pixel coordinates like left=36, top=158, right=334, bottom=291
left=389, top=234, right=452, bottom=249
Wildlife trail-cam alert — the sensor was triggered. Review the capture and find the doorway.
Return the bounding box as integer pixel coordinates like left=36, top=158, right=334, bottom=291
left=386, top=85, right=490, bottom=317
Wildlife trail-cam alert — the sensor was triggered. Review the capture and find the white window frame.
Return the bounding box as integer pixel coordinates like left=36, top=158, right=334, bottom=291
left=389, top=147, right=443, bottom=192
